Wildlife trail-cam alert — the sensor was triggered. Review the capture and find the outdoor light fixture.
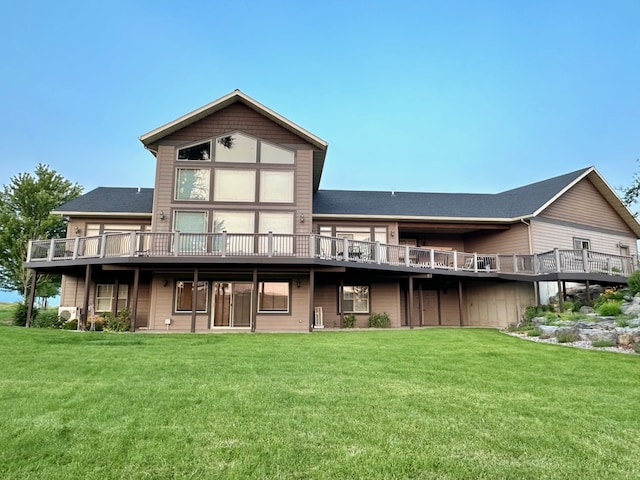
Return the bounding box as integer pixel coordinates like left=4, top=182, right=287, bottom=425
left=300, top=213, right=305, bottom=223
left=159, top=210, right=165, bottom=221
left=295, top=278, right=301, bottom=288
left=74, top=226, right=82, bottom=235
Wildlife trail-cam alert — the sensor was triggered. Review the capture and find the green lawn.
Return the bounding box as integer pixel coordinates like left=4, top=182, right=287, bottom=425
left=0, top=326, right=638, bottom=479
left=0, top=302, right=18, bottom=323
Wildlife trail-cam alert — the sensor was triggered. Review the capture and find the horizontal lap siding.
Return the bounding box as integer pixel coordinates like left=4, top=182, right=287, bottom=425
left=152, top=145, right=175, bottom=233
left=465, top=281, right=534, bottom=328
left=531, top=220, right=638, bottom=255
left=370, top=282, right=401, bottom=328
left=295, top=150, right=313, bottom=235
left=464, top=222, right=530, bottom=254
left=439, top=289, right=461, bottom=326
left=541, top=179, right=632, bottom=232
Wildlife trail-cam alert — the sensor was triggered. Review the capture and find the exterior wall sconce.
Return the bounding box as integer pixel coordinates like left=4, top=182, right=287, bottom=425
left=159, top=210, right=165, bottom=221
left=74, top=226, right=82, bottom=236
left=390, top=229, right=395, bottom=237
left=295, top=278, right=301, bottom=288
left=300, top=213, right=305, bottom=223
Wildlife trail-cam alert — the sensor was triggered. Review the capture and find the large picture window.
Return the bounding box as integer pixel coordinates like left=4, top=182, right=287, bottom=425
left=96, top=284, right=128, bottom=312
left=175, top=281, right=209, bottom=312
left=214, top=169, right=256, bottom=202
left=215, top=133, right=257, bottom=163
left=261, top=141, right=294, bottom=164
left=258, top=282, right=290, bottom=313
left=175, top=168, right=210, bottom=200
left=260, top=170, right=294, bottom=203
left=342, top=286, right=369, bottom=314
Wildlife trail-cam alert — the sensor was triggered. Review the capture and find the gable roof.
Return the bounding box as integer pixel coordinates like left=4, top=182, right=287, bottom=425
left=52, top=187, right=153, bottom=217
left=313, top=167, right=640, bottom=236
left=139, top=89, right=329, bottom=191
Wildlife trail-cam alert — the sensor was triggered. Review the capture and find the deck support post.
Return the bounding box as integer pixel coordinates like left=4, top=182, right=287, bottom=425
left=26, top=269, right=38, bottom=328
left=557, top=280, right=564, bottom=312
left=190, top=268, right=198, bottom=332
left=130, top=267, right=140, bottom=332
left=458, top=280, right=464, bottom=327
left=113, top=278, right=119, bottom=315
left=418, top=283, right=424, bottom=327
left=408, top=276, right=414, bottom=329
left=585, top=280, right=591, bottom=307
left=308, top=269, right=315, bottom=332
left=339, top=280, right=344, bottom=328
left=82, top=264, right=92, bottom=331
left=437, top=289, right=442, bottom=326
left=251, top=268, right=258, bottom=332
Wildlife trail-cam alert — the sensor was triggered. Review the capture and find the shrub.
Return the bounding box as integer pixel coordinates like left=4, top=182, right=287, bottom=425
left=87, top=315, right=106, bottom=331
left=562, top=301, right=575, bottom=312
left=597, top=301, right=622, bottom=317
left=12, top=302, right=38, bottom=327
left=62, top=319, right=78, bottom=330
left=592, top=340, right=615, bottom=348
left=525, top=328, right=542, bottom=337
left=103, top=308, right=131, bottom=332
left=555, top=330, right=577, bottom=343
left=368, top=312, right=391, bottom=328
left=627, top=270, right=640, bottom=295
left=616, top=317, right=631, bottom=328
left=344, top=313, right=357, bottom=328
left=593, top=287, right=625, bottom=309
left=32, top=310, right=65, bottom=329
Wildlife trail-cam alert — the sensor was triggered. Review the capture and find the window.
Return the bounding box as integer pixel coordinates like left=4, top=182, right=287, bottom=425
left=175, top=168, right=210, bottom=200
left=573, top=238, right=591, bottom=250
left=175, top=281, right=208, bottom=312
left=261, top=141, right=294, bottom=164
left=258, top=282, right=290, bottom=313
left=213, top=211, right=255, bottom=253
left=96, top=284, right=128, bottom=312
left=259, top=212, right=294, bottom=254
left=260, top=170, right=294, bottom=203
left=213, top=169, right=256, bottom=202
left=177, top=141, right=211, bottom=161
left=215, top=133, right=257, bottom=163
left=174, top=211, right=208, bottom=253
left=342, top=286, right=369, bottom=314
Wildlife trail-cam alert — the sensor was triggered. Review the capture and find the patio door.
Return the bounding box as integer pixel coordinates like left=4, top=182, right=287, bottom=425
left=212, top=282, right=253, bottom=328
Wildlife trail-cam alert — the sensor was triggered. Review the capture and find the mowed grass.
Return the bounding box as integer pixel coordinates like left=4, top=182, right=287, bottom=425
left=0, top=326, right=638, bottom=479
left=0, top=302, right=18, bottom=323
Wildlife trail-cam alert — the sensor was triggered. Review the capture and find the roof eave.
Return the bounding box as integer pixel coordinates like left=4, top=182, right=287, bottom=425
left=51, top=211, right=152, bottom=218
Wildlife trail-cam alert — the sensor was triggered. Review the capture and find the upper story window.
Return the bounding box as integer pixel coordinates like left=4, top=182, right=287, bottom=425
left=573, top=238, right=591, bottom=250
left=175, top=168, right=210, bottom=201
left=261, top=141, right=294, bottom=164
left=215, top=133, right=257, bottom=163
left=213, top=169, right=256, bottom=202
left=259, top=170, right=294, bottom=203
left=177, top=141, right=211, bottom=161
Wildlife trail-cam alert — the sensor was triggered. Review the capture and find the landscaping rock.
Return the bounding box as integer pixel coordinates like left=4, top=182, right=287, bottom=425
left=579, top=306, right=594, bottom=314
left=621, top=297, right=640, bottom=316
left=539, top=325, right=559, bottom=335
left=617, top=333, right=633, bottom=346
left=577, top=329, right=618, bottom=344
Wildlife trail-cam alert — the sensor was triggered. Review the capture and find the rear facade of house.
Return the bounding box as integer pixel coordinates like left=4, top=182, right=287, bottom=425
left=25, top=91, right=640, bottom=331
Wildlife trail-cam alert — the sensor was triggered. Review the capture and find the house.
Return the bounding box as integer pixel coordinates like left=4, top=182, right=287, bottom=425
left=25, top=90, right=640, bottom=331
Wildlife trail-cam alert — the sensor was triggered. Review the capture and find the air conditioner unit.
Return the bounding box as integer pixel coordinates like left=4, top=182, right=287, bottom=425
left=58, top=306, right=79, bottom=321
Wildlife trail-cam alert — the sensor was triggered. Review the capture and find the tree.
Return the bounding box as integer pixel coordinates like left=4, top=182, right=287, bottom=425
left=621, top=159, right=640, bottom=210
left=0, top=164, right=83, bottom=300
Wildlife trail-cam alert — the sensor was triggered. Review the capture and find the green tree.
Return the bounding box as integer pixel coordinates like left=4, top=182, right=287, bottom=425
left=621, top=159, right=640, bottom=209
left=0, top=164, right=82, bottom=301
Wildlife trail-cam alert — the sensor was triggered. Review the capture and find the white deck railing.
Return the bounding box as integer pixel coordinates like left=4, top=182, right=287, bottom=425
left=26, top=232, right=637, bottom=277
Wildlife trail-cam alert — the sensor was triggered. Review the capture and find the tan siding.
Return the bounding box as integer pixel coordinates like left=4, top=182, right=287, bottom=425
left=439, top=289, right=461, bottom=326
left=530, top=219, right=638, bottom=256
left=464, top=223, right=531, bottom=254
left=256, top=279, right=309, bottom=331
left=164, top=103, right=315, bottom=148
left=295, top=149, right=314, bottom=235
left=313, top=283, right=341, bottom=328
left=370, top=282, right=401, bottom=328
left=149, top=276, right=176, bottom=330
left=135, top=282, right=150, bottom=328
left=465, top=281, right=535, bottom=328
left=541, top=178, right=633, bottom=233
left=152, top=145, right=175, bottom=234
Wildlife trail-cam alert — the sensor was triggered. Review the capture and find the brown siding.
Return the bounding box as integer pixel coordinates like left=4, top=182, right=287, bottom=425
left=439, top=288, right=461, bottom=326
left=464, top=222, right=531, bottom=254
left=152, top=145, right=175, bottom=234
left=371, top=282, right=401, bottom=328
left=465, top=281, right=535, bottom=328
left=295, top=150, right=313, bottom=235
left=256, top=279, right=309, bottom=332
left=540, top=178, right=633, bottom=233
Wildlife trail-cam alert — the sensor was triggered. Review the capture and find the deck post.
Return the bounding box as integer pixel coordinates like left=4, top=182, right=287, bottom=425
left=129, top=232, right=137, bottom=256
left=130, top=267, right=140, bottom=332
left=473, top=253, right=478, bottom=273
left=26, top=269, right=38, bottom=328
left=437, top=289, right=442, bottom=326
left=453, top=251, right=458, bottom=271
left=408, top=276, right=414, bottom=329
left=582, top=249, right=589, bottom=272
left=343, top=238, right=349, bottom=261
left=72, top=237, right=80, bottom=260
left=418, top=283, right=424, bottom=326
left=267, top=231, right=273, bottom=257
left=375, top=241, right=381, bottom=264
left=173, top=232, right=180, bottom=256
left=585, top=280, right=592, bottom=306
left=339, top=280, right=344, bottom=328
left=405, top=246, right=410, bottom=267
left=190, top=268, right=198, bottom=332
left=113, top=278, right=120, bottom=315
left=308, top=269, right=315, bottom=332
left=557, top=280, right=564, bottom=312
left=430, top=249, right=435, bottom=268
left=100, top=234, right=107, bottom=258
left=251, top=268, right=258, bottom=332
left=458, top=280, right=464, bottom=326
left=513, top=254, right=518, bottom=273
left=554, top=248, right=561, bottom=273
left=47, top=239, right=55, bottom=261
left=82, top=264, right=92, bottom=331
left=309, top=234, right=316, bottom=258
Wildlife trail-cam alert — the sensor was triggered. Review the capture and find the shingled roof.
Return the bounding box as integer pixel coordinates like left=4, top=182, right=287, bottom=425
left=313, top=168, right=592, bottom=220
left=53, top=187, right=153, bottom=216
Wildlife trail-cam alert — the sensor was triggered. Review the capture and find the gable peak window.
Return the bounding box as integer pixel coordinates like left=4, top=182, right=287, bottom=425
left=215, top=132, right=257, bottom=163
left=177, top=141, right=211, bottom=161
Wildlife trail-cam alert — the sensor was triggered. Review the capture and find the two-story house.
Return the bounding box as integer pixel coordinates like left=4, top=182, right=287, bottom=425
left=25, top=90, right=640, bottom=331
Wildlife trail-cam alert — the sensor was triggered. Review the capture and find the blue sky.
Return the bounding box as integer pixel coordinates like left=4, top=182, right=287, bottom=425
left=0, top=0, right=639, bottom=301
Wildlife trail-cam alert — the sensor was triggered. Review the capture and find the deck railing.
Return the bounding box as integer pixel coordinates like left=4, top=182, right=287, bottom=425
left=27, top=232, right=637, bottom=277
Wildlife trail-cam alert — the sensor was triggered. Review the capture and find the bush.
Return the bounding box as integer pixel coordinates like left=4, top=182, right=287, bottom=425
left=12, top=302, right=38, bottom=327
left=597, top=301, right=622, bottom=317
left=525, top=328, right=542, bottom=337
left=562, top=301, right=575, bottom=312
left=344, top=313, right=357, bottom=328
left=32, top=309, right=65, bottom=329
left=555, top=330, right=577, bottom=343
left=627, top=270, right=640, bottom=295
left=87, top=315, right=106, bottom=331
left=62, top=319, right=78, bottom=330
left=103, top=308, right=131, bottom=332
left=592, top=340, right=615, bottom=348
left=368, top=312, right=391, bottom=328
